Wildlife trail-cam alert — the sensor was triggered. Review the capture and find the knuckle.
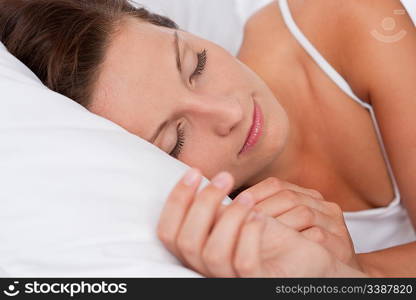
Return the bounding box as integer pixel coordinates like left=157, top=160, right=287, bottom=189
left=326, top=201, right=343, bottom=216
left=221, top=206, right=240, bottom=220
left=278, top=190, right=299, bottom=207
left=266, top=177, right=283, bottom=189
left=308, top=227, right=326, bottom=243
left=202, top=248, right=226, bottom=267
left=177, top=236, right=198, bottom=257
left=168, top=188, right=190, bottom=205
left=279, top=189, right=297, bottom=201
left=234, top=257, right=255, bottom=275
left=297, top=205, right=314, bottom=223
left=307, top=189, right=323, bottom=199
left=156, top=226, right=173, bottom=245
left=199, top=186, right=225, bottom=202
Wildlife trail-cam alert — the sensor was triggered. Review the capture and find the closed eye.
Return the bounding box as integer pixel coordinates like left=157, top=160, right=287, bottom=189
left=189, top=49, right=207, bottom=83
left=169, top=123, right=185, bottom=158
left=169, top=49, right=207, bottom=158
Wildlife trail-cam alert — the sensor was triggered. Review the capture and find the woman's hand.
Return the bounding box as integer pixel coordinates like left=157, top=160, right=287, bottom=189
left=157, top=168, right=254, bottom=276
left=231, top=177, right=360, bottom=271
left=157, top=169, right=366, bottom=277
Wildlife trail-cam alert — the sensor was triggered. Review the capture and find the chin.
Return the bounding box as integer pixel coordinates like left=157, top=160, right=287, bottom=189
left=241, top=121, right=289, bottom=189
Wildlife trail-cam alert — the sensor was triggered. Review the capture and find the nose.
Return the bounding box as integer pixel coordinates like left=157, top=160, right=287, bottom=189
left=184, top=94, right=244, bottom=136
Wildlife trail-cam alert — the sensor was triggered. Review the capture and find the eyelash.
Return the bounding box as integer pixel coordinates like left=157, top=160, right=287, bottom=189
left=189, top=48, right=207, bottom=83
left=170, top=49, right=208, bottom=158
left=170, top=124, right=185, bottom=158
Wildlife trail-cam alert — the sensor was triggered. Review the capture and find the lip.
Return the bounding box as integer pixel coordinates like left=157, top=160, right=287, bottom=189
left=238, top=99, right=263, bottom=155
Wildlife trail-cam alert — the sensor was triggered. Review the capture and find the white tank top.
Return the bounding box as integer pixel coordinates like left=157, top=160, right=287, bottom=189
left=278, top=0, right=416, bottom=253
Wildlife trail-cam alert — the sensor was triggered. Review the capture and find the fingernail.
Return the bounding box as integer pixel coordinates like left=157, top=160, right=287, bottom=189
left=183, top=168, right=201, bottom=186
left=236, top=192, right=253, bottom=206
left=211, top=172, right=232, bottom=190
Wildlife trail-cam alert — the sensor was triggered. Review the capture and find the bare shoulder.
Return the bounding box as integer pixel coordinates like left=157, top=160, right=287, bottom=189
left=335, top=0, right=416, bottom=101
left=279, top=0, right=414, bottom=101
left=240, top=0, right=356, bottom=75
left=238, top=0, right=340, bottom=62
left=239, top=0, right=415, bottom=90
left=238, top=1, right=300, bottom=73
left=241, top=1, right=289, bottom=49
left=242, top=0, right=412, bottom=53
left=333, top=0, right=414, bottom=43
left=241, top=0, right=342, bottom=41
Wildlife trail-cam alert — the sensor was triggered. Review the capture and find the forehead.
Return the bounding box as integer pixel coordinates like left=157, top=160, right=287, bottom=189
left=90, top=18, right=179, bottom=137
left=92, top=18, right=178, bottom=106
left=110, top=17, right=174, bottom=57
left=102, top=18, right=174, bottom=86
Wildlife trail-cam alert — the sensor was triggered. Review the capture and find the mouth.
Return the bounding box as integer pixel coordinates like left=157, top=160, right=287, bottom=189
left=238, top=98, right=263, bottom=155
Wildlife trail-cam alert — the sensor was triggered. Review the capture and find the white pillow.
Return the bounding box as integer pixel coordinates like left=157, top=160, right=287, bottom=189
left=136, top=0, right=273, bottom=55
left=0, top=41, right=209, bottom=277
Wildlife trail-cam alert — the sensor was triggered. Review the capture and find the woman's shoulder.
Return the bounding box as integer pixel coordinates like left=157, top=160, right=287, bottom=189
left=239, top=0, right=347, bottom=80
left=242, top=1, right=288, bottom=46
left=241, top=0, right=405, bottom=99
left=238, top=0, right=306, bottom=62
left=243, top=0, right=345, bottom=37
left=237, top=1, right=305, bottom=84
left=241, top=0, right=403, bottom=52
left=330, top=0, right=415, bottom=102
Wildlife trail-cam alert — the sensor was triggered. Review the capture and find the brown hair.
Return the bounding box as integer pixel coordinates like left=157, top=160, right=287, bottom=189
left=0, top=0, right=178, bottom=107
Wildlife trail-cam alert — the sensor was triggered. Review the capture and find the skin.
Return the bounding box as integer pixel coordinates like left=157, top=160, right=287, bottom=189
left=91, top=0, right=416, bottom=276
left=157, top=168, right=366, bottom=277
left=90, top=16, right=291, bottom=194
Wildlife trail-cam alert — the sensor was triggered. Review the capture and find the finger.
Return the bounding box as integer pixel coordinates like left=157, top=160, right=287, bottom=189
left=202, top=193, right=255, bottom=277
left=176, top=171, right=235, bottom=276
left=301, top=226, right=349, bottom=262
left=275, top=205, right=336, bottom=232
left=214, top=198, right=235, bottom=222
left=234, top=212, right=267, bottom=277
left=157, top=168, right=202, bottom=263
left=255, top=189, right=328, bottom=217
left=233, top=177, right=322, bottom=205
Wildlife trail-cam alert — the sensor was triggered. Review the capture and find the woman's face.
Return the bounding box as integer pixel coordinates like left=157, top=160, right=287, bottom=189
left=91, top=17, right=289, bottom=190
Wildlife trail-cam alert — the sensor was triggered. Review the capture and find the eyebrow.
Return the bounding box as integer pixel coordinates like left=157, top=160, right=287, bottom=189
left=174, top=30, right=182, bottom=73
left=149, top=31, right=181, bottom=144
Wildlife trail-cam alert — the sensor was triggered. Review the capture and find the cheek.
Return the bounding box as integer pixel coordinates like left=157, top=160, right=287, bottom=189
left=180, top=143, right=232, bottom=179
left=207, top=50, right=244, bottom=81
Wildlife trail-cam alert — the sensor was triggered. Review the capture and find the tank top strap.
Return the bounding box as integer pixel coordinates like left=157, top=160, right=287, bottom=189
left=278, top=0, right=371, bottom=110
left=401, top=0, right=416, bottom=26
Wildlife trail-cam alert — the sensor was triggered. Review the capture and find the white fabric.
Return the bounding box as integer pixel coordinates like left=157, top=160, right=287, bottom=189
left=278, top=0, right=416, bottom=253
left=401, top=0, right=416, bottom=26
left=135, top=0, right=273, bottom=55
left=0, top=41, right=206, bottom=277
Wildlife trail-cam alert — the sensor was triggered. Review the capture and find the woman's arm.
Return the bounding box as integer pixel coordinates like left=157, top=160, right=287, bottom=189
left=339, top=0, right=416, bottom=276
left=358, top=243, right=416, bottom=277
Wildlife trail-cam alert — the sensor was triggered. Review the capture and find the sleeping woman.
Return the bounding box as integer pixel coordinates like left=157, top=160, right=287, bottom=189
left=1, top=0, right=416, bottom=277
